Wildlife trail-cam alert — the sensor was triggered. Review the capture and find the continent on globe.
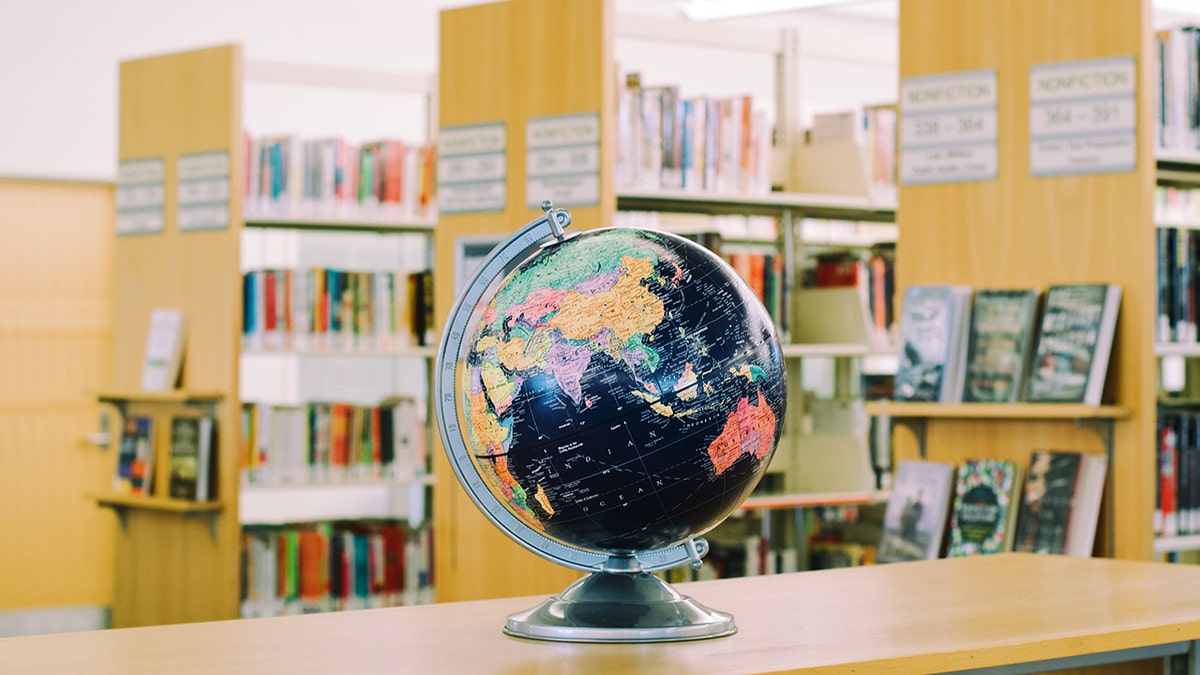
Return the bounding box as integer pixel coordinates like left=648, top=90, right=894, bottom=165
left=458, top=227, right=787, bottom=554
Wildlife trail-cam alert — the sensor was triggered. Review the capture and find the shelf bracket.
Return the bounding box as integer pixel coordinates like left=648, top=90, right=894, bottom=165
left=1073, top=417, right=1116, bottom=466
left=889, top=417, right=927, bottom=459
left=1075, top=416, right=1117, bottom=559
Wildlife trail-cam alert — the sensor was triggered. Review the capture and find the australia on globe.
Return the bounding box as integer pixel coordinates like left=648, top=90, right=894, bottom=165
left=459, top=226, right=787, bottom=555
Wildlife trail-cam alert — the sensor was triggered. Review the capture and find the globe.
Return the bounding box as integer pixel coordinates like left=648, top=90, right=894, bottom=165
left=435, top=203, right=787, bottom=643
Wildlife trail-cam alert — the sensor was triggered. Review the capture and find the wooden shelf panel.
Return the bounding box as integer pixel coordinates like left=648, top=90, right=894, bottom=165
left=616, top=189, right=896, bottom=222
left=738, top=490, right=887, bottom=511
left=95, top=390, right=225, bottom=405
left=91, top=494, right=224, bottom=515
left=864, top=401, right=1131, bottom=420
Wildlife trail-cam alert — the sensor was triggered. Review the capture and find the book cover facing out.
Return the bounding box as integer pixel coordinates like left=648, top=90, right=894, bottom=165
left=946, top=459, right=1022, bottom=556
left=962, top=289, right=1039, bottom=403
left=877, top=460, right=955, bottom=563
left=893, top=286, right=957, bottom=402
left=1024, top=284, right=1120, bottom=405
left=1014, top=450, right=1082, bottom=555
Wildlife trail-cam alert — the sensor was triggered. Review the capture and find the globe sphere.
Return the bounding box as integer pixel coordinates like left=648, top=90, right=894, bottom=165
left=458, top=226, right=786, bottom=555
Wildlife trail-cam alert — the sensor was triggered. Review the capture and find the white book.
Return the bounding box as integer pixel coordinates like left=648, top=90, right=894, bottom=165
left=141, top=308, right=186, bottom=392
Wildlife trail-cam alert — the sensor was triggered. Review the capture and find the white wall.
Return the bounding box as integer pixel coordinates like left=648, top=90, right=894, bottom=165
left=0, top=0, right=899, bottom=182
left=0, top=0, right=446, bottom=181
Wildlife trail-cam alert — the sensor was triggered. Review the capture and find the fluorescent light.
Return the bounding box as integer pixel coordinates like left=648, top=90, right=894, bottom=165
left=679, top=0, right=869, bottom=21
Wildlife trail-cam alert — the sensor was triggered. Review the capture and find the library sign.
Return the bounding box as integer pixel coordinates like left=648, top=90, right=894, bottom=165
left=900, top=69, right=998, bottom=185
left=438, top=122, right=507, bottom=214
left=115, top=157, right=165, bottom=235
left=525, top=112, right=601, bottom=210
left=1029, top=56, right=1136, bottom=177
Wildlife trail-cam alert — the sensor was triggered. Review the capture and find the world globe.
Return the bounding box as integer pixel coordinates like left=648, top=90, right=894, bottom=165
left=435, top=203, right=786, bottom=642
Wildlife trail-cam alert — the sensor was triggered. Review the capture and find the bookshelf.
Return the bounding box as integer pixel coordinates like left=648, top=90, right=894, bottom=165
left=432, top=0, right=900, bottom=597
left=100, top=44, right=438, bottom=627
left=893, top=0, right=1156, bottom=563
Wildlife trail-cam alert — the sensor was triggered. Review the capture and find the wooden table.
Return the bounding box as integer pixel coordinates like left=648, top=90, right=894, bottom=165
left=3, top=553, right=1200, bottom=674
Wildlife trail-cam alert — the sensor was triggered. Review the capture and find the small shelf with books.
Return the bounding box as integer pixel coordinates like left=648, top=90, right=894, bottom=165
left=91, top=494, right=225, bottom=539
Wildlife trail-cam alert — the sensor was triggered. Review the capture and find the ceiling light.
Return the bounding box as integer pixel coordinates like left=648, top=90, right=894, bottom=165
left=679, top=0, right=870, bottom=21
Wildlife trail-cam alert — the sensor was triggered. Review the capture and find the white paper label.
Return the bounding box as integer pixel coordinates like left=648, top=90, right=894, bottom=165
left=116, top=157, right=165, bottom=235
left=1029, top=56, right=1136, bottom=177
left=438, top=122, right=506, bottom=214
left=899, top=70, right=998, bottom=185
left=525, top=113, right=600, bottom=208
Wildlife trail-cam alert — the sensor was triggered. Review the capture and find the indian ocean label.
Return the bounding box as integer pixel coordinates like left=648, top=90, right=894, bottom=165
left=1029, top=56, right=1136, bottom=177
left=900, top=69, right=998, bottom=185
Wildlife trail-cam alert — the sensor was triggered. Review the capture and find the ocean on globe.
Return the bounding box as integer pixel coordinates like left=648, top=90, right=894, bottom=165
left=459, top=226, right=786, bottom=555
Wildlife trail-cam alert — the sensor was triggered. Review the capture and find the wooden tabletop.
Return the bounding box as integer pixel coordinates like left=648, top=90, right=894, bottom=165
left=4, top=553, right=1200, bottom=674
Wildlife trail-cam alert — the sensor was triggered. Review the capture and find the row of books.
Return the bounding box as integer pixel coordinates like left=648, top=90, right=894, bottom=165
left=615, top=73, right=773, bottom=195
left=1158, top=227, right=1200, bottom=345
left=894, top=283, right=1123, bottom=406
left=240, top=398, right=426, bottom=486
left=113, top=414, right=218, bottom=502
left=879, top=453, right=1108, bottom=563
left=1157, top=407, right=1200, bottom=538
left=794, top=243, right=896, bottom=348
left=1155, top=186, right=1200, bottom=227
left=241, top=267, right=435, bottom=352
left=1155, top=26, right=1200, bottom=154
left=240, top=520, right=433, bottom=618
left=798, top=106, right=899, bottom=204
left=244, top=134, right=437, bottom=221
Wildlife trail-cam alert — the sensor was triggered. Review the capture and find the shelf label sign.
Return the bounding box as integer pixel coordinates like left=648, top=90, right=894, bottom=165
left=116, top=157, right=165, bottom=235
left=899, top=69, right=998, bottom=185
left=526, top=112, right=600, bottom=209
left=1029, top=56, right=1136, bottom=177
left=439, top=122, right=506, bottom=214
left=177, top=151, right=230, bottom=231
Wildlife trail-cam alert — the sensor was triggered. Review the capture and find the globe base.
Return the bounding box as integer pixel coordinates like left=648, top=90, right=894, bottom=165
left=503, top=571, right=736, bottom=643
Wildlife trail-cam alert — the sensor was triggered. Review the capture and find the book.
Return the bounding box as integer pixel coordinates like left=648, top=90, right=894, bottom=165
left=945, top=458, right=1023, bottom=556
left=113, top=415, right=155, bottom=496
left=1024, top=283, right=1122, bottom=406
left=892, top=285, right=973, bottom=402
left=141, top=308, right=186, bottom=392
left=1014, top=450, right=1108, bottom=557
left=877, top=460, right=956, bottom=563
left=168, top=415, right=217, bottom=501
left=961, top=288, right=1041, bottom=403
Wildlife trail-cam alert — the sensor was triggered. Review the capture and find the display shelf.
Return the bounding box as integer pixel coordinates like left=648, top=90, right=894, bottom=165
left=738, top=490, right=887, bottom=511
left=96, top=390, right=225, bottom=405
left=864, top=401, right=1131, bottom=420
left=91, top=494, right=224, bottom=539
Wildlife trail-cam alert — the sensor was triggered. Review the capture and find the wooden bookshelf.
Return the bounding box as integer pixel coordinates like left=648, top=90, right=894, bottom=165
left=107, top=44, right=244, bottom=628
left=896, top=0, right=1156, bottom=561
left=431, top=0, right=615, bottom=603
left=107, top=44, right=439, bottom=627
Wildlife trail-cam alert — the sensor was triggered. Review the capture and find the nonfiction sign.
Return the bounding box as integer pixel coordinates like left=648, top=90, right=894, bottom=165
left=899, top=69, right=998, bottom=185
left=177, top=151, right=230, bottom=231
left=526, top=112, right=600, bottom=209
left=1029, top=55, right=1136, bottom=177
left=438, top=122, right=507, bottom=214
left=116, top=157, right=166, bottom=235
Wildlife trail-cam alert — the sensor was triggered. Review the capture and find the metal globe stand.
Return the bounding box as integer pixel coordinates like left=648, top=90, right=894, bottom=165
left=504, top=553, right=736, bottom=643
